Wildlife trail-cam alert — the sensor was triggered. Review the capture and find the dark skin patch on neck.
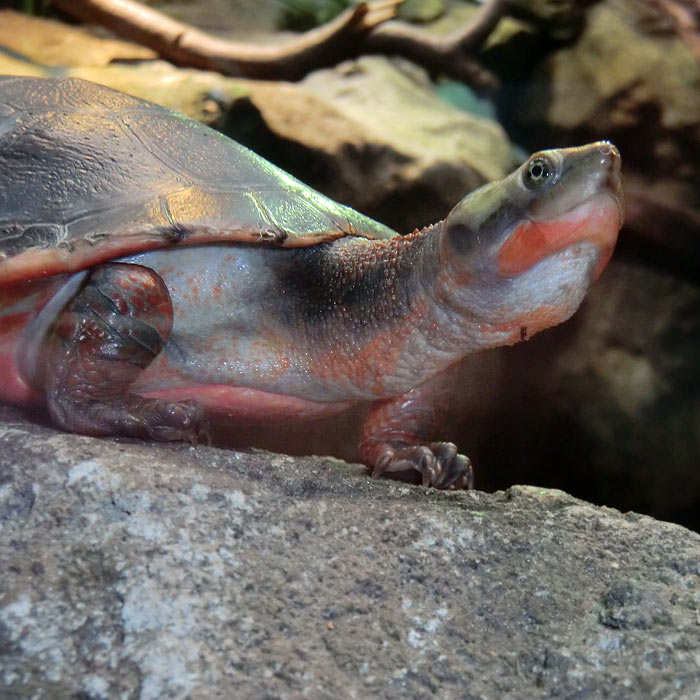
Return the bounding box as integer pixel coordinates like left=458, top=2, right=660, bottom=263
left=273, top=227, right=441, bottom=342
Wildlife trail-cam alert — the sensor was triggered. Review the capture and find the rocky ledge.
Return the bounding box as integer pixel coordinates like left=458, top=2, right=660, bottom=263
left=1, top=405, right=699, bottom=699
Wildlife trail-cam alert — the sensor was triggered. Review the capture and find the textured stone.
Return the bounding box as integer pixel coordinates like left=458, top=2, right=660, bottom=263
left=1, top=405, right=700, bottom=698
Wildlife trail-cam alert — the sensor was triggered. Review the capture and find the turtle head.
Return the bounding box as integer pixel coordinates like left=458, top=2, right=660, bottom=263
left=440, top=141, right=623, bottom=344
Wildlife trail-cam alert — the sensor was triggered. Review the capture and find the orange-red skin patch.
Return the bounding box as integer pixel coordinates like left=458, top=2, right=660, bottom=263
left=0, top=279, right=66, bottom=404
left=138, top=383, right=351, bottom=424
left=310, top=296, right=432, bottom=397
left=497, top=196, right=620, bottom=280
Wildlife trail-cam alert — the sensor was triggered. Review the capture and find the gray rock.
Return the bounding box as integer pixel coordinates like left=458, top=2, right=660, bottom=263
left=1, top=406, right=699, bottom=699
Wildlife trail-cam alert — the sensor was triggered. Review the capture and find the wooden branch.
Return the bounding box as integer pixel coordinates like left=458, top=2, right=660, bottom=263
left=50, top=0, right=403, bottom=80
left=365, top=0, right=510, bottom=87
left=50, top=0, right=509, bottom=85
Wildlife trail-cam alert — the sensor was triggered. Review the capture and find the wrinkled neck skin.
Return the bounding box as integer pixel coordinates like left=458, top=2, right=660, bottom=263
left=301, top=218, right=599, bottom=400
left=347, top=141, right=622, bottom=398
left=289, top=228, right=495, bottom=399
left=291, top=225, right=460, bottom=399
left=133, top=217, right=601, bottom=404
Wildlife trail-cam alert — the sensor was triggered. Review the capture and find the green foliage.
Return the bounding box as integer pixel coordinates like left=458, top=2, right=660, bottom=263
left=276, top=0, right=353, bottom=31
left=398, top=0, right=445, bottom=23
left=18, top=0, right=51, bottom=15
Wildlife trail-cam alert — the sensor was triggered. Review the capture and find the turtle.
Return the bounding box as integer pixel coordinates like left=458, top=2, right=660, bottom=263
left=0, top=76, right=624, bottom=489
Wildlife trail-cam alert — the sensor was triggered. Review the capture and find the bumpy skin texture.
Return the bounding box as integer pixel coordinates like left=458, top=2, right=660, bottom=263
left=45, top=264, right=203, bottom=442
left=0, top=77, right=624, bottom=490
left=360, top=370, right=473, bottom=490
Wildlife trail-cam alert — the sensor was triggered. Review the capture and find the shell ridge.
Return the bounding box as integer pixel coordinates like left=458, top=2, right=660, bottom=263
left=0, top=76, right=398, bottom=285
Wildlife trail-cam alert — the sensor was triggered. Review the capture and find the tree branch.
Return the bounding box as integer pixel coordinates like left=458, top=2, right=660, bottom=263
left=365, top=0, right=510, bottom=87
left=50, top=0, right=509, bottom=85
left=50, top=0, right=403, bottom=80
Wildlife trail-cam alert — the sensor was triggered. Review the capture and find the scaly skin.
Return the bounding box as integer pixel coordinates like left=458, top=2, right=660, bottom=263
left=3, top=141, right=624, bottom=489
left=359, top=368, right=474, bottom=489
left=45, top=264, right=203, bottom=441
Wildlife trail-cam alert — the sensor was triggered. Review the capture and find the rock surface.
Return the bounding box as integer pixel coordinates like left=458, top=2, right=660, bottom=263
left=1, top=406, right=700, bottom=699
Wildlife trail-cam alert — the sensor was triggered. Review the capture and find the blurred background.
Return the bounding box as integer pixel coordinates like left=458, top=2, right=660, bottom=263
left=1, top=0, right=699, bottom=529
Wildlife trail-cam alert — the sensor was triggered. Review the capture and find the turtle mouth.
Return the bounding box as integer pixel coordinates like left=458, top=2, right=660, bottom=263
left=496, top=188, right=623, bottom=280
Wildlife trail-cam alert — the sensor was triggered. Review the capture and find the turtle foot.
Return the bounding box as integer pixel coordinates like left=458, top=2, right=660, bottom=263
left=43, top=262, right=209, bottom=444
left=370, top=441, right=473, bottom=490
left=50, top=394, right=207, bottom=444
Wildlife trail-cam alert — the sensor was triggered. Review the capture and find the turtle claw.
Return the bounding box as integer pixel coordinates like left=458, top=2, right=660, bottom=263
left=428, top=442, right=474, bottom=490
left=371, top=441, right=473, bottom=490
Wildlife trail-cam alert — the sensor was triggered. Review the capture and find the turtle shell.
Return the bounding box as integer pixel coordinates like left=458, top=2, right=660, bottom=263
left=0, top=76, right=398, bottom=285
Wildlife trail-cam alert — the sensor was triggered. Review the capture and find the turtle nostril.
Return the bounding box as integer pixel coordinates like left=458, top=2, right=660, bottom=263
left=597, top=142, right=621, bottom=169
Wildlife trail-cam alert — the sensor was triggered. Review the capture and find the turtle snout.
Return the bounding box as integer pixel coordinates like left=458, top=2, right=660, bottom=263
left=597, top=141, right=618, bottom=159
left=590, top=141, right=623, bottom=224
left=598, top=141, right=624, bottom=224
left=593, top=141, right=621, bottom=176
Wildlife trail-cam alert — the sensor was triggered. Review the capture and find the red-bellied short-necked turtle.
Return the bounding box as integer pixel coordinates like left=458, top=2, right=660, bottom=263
left=0, top=76, right=624, bottom=489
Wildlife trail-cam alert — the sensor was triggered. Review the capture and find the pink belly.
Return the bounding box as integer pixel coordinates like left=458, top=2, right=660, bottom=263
left=0, top=279, right=68, bottom=406
left=0, top=314, right=43, bottom=405
left=138, top=384, right=351, bottom=425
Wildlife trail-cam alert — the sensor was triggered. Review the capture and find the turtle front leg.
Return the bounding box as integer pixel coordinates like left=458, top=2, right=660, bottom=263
left=43, top=263, right=204, bottom=442
left=360, top=371, right=474, bottom=490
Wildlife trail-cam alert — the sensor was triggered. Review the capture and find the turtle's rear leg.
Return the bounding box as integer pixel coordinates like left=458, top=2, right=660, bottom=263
left=360, top=372, right=473, bottom=490
left=44, top=263, right=204, bottom=442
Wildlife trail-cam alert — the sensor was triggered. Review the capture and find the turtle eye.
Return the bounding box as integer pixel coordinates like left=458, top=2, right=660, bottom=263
left=523, top=156, right=555, bottom=189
